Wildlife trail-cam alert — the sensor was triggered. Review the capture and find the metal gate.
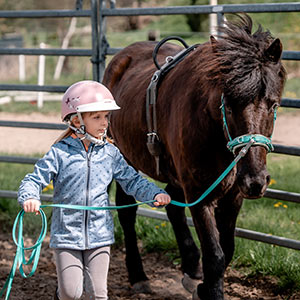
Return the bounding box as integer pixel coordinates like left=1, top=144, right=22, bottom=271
left=1, top=0, right=300, bottom=250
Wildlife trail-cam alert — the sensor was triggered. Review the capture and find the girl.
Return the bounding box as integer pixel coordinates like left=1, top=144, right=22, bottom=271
left=18, top=80, right=171, bottom=300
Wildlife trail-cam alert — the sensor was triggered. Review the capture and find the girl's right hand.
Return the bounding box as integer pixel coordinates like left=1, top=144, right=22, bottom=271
left=23, top=199, right=41, bottom=214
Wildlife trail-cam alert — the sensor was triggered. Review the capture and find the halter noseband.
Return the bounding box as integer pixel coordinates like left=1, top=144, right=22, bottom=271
left=220, top=94, right=277, bottom=154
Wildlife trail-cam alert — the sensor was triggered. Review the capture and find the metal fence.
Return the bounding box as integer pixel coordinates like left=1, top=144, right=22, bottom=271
left=1, top=0, right=300, bottom=250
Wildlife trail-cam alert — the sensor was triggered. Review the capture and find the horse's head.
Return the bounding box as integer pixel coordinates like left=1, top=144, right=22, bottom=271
left=209, top=15, right=287, bottom=198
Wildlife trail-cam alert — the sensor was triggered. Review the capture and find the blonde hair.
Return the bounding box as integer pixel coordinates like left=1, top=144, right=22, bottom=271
left=54, top=128, right=74, bottom=144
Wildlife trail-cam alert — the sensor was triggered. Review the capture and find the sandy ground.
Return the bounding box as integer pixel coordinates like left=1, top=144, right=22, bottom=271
left=0, top=113, right=62, bottom=155
left=0, top=111, right=300, bottom=155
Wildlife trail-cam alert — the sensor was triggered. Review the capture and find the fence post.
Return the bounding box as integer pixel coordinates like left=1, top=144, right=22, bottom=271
left=210, top=0, right=218, bottom=36
left=91, top=0, right=100, bottom=82
left=18, top=54, right=25, bottom=82
left=98, top=0, right=108, bottom=81
left=37, top=42, right=46, bottom=108
left=53, top=17, right=77, bottom=80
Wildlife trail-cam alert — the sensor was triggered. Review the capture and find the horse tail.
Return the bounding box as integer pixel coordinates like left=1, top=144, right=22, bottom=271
left=103, top=54, right=132, bottom=90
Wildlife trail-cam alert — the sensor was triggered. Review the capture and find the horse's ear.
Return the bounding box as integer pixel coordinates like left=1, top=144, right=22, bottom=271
left=265, top=38, right=282, bottom=63
left=210, top=35, right=218, bottom=51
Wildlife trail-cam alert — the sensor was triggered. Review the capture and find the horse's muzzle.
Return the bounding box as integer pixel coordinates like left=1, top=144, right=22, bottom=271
left=238, top=172, right=270, bottom=199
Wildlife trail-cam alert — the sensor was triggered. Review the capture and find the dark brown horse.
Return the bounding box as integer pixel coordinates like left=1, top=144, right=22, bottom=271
left=103, top=14, right=286, bottom=300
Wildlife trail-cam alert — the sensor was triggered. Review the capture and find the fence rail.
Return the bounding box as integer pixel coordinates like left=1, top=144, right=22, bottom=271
left=1, top=189, right=300, bottom=250
left=0, top=10, right=92, bottom=18
left=1, top=0, right=300, bottom=251
left=101, top=3, right=300, bottom=16
left=0, top=48, right=92, bottom=56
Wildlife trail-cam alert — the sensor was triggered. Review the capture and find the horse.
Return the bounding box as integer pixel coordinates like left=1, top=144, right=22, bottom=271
left=103, top=14, right=286, bottom=300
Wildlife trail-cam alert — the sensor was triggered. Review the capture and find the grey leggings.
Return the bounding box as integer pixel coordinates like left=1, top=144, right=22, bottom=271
left=54, top=246, right=110, bottom=300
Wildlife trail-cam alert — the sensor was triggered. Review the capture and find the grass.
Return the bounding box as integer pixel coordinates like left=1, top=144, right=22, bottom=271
left=0, top=99, right=61, bottom=114
left=232, top=153, right=300, bottom=293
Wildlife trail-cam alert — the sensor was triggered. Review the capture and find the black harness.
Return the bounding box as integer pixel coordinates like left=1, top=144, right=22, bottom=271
left=146, top=36, right=198, bottom=175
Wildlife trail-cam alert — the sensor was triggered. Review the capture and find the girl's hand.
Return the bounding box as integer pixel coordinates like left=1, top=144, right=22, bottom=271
left=153, top=193, right=171, bottom=207
left=23, top=199, right=41, bottom=215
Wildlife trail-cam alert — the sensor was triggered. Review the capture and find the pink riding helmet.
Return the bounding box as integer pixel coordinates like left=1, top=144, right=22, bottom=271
left=61, top=80, right=120, bottom=121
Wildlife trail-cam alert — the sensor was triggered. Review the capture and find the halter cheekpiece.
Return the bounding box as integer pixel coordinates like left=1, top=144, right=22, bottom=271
left=220, top=93, right=276, bottom=154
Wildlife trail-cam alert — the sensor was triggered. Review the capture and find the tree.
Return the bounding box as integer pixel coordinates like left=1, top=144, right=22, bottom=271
left=185, top=0, right=209, bottom=32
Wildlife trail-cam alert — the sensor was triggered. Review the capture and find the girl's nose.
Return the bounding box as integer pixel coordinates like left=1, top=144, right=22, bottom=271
left=102, top=118, right=108, bottom=127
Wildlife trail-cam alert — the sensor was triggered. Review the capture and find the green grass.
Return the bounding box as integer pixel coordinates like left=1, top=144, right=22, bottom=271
left=0, top=100, right=61, bottom=114
left=232, top=154, right=300, bottom=293
left=0, top=157, right=54, bottom=232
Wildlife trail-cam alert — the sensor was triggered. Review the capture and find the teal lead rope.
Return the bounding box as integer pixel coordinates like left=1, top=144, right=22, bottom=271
left=0, top=139, right=257, bottom=300
left=0, top=200, right=155, bottom=300
left=0, top=209, right=47, bottom=300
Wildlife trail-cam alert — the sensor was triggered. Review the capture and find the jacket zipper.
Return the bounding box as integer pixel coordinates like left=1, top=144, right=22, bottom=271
left=84, top=144, right=95, bottom=249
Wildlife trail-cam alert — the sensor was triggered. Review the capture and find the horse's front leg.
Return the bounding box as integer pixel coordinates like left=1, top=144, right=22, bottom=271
left=165, top=184, right=202, bottom=293
left=190, top=203, right=225, bottom=300
left=115, top=182, right=151, bottom=293
left=215, top=186, right=243, bottom=268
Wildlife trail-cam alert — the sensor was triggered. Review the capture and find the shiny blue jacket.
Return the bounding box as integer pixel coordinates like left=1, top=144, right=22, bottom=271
left=18, top=136, right=166, bottom=250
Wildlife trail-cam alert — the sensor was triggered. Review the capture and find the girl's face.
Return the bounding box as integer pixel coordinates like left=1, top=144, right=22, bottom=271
left=73, top=111, right=110, bottom=139
left=83, top=111, right=110, bottom=138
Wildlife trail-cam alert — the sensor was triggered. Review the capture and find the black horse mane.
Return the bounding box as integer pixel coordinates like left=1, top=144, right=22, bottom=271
left=197, top=14, right=286, bottom=103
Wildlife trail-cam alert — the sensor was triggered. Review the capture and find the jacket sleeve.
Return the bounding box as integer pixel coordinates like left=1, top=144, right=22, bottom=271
left=112, top=147, right=167, bottom=206
left=18, top=147, right=59, bottom=207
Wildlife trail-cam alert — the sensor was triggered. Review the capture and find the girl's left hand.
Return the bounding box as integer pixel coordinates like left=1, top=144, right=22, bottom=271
left=153, top=193, right=171, bottom=207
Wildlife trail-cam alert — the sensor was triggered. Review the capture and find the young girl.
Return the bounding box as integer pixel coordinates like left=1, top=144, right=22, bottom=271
left=18, top=80, right=171, bottom=300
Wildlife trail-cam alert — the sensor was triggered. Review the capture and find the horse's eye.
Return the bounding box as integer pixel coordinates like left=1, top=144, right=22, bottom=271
left=226, top=106, right=232, bottom=114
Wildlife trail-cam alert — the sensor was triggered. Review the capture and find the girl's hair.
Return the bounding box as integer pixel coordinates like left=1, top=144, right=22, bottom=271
left=54, top=127, right=74, bottom=144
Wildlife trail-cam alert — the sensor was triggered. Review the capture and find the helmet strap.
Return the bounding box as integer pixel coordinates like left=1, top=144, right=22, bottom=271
left=65, top=113, right=106, bottom=146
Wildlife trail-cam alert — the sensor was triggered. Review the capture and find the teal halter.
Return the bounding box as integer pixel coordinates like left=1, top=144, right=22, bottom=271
left=220, top=94, right=277, bottom=154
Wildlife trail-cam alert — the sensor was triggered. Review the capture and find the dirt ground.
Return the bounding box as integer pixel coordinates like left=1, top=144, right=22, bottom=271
left=1, top=234, right=300, bottom=300
left=1, top=111, right=300, bottom=299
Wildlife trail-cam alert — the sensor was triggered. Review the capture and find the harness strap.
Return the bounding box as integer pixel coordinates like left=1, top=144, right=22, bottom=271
left=146, top=37, right=198, bottom=175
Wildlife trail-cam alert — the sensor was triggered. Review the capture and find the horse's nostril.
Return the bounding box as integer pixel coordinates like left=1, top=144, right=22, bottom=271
left=266, top=175, right=271, bottom=185
left=249, top=182, right=264, bottom=197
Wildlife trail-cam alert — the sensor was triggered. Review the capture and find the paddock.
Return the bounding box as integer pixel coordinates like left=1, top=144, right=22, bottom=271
left=1, top=1, right=300, bottom=299
left=1, top=0, right=300, bottom=249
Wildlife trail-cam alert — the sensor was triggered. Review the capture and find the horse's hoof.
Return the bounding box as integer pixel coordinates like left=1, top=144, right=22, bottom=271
left=131, top=281, right=153, bottom=294
left=192, top=289, right=201, bottom=300
left=182, top=273, right=201, bottom=294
